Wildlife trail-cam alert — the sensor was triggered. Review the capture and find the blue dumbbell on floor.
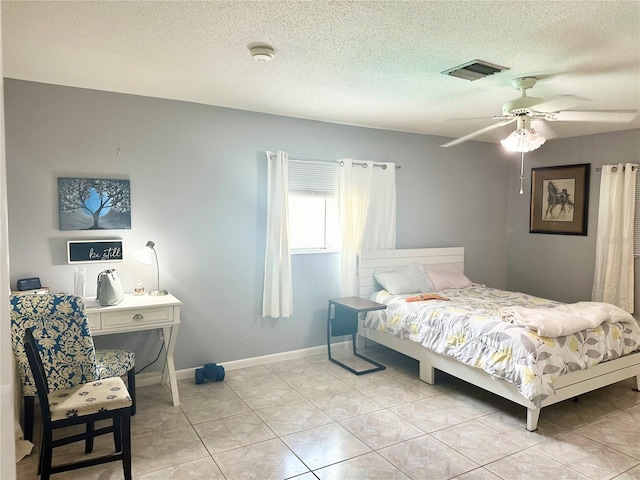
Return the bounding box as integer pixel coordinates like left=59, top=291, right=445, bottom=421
left=195, top=362, right=225, bottom=384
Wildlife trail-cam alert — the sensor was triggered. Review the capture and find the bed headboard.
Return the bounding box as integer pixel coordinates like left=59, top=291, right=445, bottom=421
left=357, top=247, right=465, bottom=298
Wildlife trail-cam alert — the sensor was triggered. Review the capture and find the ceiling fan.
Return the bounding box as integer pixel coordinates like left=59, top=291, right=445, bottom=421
left=441, top=76, right=638, bottom=148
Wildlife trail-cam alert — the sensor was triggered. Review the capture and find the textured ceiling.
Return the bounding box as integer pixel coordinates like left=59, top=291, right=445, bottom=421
left=2, top=1, right=639, bottom=145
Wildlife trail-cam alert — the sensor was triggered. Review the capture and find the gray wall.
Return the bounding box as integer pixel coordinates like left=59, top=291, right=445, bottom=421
left=4, top=79, right=510, bottom=370
left=506, top=129, right=640, bottom=310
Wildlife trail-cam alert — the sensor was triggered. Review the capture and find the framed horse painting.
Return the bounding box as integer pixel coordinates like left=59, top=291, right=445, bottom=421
left=530, top=163, right=590, bottom=235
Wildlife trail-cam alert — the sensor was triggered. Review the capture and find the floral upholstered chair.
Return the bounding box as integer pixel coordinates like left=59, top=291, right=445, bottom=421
left=10, top=294, right=136, bottom=442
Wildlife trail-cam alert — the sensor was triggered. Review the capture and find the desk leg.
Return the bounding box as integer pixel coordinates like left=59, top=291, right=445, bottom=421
left=161, top=326, right=171, bottom=386
left=162, top=325, right=180, bottom=406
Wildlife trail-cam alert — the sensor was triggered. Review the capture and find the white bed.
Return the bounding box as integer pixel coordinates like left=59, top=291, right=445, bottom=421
left=356, top=247, right=640, bottom=431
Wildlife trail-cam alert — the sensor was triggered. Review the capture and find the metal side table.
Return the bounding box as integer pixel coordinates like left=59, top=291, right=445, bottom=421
left=326, top=296, right=386, bottom=375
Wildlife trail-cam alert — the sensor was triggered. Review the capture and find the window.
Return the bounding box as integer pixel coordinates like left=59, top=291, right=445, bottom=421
left=288, top=160, right=340, bottom=252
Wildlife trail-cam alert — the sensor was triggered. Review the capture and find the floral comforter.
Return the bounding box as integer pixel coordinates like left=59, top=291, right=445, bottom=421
left=364, top=286, right=640, bottom=406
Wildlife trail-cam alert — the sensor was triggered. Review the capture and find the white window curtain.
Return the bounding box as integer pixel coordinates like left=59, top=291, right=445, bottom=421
left=592, top=163, right=638, bottom=313
left=339, top=159, right=396, bottom=296
left=262, top=151, right=293, bottom=318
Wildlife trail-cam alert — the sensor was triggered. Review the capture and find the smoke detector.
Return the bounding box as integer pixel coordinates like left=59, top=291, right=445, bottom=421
left=250, top=45, right=274, bottom=62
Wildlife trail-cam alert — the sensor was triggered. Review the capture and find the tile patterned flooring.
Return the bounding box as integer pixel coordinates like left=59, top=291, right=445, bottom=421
left=16, top=345, right=640, bottom=479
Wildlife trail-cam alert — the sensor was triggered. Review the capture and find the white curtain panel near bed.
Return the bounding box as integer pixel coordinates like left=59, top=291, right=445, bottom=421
left=592, top=163, right=638, bottom=313
left=339, top=159, right=396, bottom=296
left=263, top=151, right=293, bottom=318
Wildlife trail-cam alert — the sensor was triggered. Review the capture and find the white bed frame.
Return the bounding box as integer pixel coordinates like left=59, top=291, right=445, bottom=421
left=356, top=247, right=640, bottom=431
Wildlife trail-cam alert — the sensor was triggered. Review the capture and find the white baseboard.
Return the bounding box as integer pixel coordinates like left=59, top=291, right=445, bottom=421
left=135, top=341, right=351, bottom=388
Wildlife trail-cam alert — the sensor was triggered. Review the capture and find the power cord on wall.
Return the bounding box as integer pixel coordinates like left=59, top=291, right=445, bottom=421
left=135, top=339, right=165, bottom=375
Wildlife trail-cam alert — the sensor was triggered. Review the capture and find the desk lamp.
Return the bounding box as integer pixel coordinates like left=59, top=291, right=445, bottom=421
left=134, top=241, right=168, bottom=296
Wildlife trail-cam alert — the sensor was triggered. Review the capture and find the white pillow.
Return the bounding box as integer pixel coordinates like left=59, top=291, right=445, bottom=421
left=424, top=264, right=473, bottom=290
left=373, top=263, right=433, bottom=294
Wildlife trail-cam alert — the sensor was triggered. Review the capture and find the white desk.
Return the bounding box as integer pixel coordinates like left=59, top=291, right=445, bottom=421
left=85, top=293, right=182, bottom=406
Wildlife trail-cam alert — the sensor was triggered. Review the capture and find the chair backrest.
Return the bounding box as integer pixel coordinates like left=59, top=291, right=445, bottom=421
left=10, top=294, right=99, bottom=396
left=23, top=327, right=53, bottom=421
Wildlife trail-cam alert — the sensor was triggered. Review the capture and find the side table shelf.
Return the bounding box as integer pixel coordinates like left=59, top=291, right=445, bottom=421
left=327, top=296, right=386, bottom=375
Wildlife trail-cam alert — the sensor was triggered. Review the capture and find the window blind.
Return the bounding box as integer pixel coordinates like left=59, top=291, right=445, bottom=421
left=288, top=160, right=338, bottom=196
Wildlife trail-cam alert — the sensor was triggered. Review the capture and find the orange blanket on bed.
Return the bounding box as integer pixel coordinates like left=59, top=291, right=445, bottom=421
left=406, top=293, right=449, bottom=302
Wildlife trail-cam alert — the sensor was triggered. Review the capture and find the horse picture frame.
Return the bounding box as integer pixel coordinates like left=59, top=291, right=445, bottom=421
left=530, top=163, right=590, bottom=235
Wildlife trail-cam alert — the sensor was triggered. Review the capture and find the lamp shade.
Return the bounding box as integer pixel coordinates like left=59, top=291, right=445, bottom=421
left=501, top=116, right=546, bottom=153
left=501, top=128, right=546, bottom=152
left=133, top=241, right=154, bottom=265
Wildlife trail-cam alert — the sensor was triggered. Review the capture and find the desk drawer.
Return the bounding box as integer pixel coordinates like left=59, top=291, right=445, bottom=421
left=102, top=306, right=174, bottom=329
left=87, top=312, right=101, bottom=331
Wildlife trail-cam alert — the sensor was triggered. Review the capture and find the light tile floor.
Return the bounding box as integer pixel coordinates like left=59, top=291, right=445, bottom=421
left=16, top=345, right=640, bottom=480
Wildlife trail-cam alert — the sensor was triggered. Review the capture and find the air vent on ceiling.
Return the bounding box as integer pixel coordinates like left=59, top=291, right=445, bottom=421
left=442, top=60, right=509, bottom=81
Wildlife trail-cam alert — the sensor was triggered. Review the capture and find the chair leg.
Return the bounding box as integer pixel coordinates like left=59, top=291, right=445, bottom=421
left=37, top=435, right=44, bottom=476
left=121, top=413, right=132, bottom=480
left=127, top=367, right=136, bottom=416
left=113, top=415, right=122, bottom=453
left=40, top=428, right=53, bottom=480
left=23, top=396, right=35, bottom=442
left=85, top=422, right=95, bottom=453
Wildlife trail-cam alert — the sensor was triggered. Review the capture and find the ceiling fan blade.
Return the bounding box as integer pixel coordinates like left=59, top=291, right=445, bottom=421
left=533, top=62, right=640, bottom=81
left=530, top=94, right=585, bottom=113
left=532, top=120, right=557, bottom=139
left=545, top=111, right=637, bottom=123
left=435, top=116, right=500, bottom=123
left=441, top=118, right=516, bottom=147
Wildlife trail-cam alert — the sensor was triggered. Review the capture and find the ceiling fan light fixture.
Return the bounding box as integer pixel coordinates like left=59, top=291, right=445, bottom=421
left=501, top=127, right=546, bottom=152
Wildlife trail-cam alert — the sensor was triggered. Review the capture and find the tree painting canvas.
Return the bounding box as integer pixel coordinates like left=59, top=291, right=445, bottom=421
left=58, top=178, right=131, bottom=230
